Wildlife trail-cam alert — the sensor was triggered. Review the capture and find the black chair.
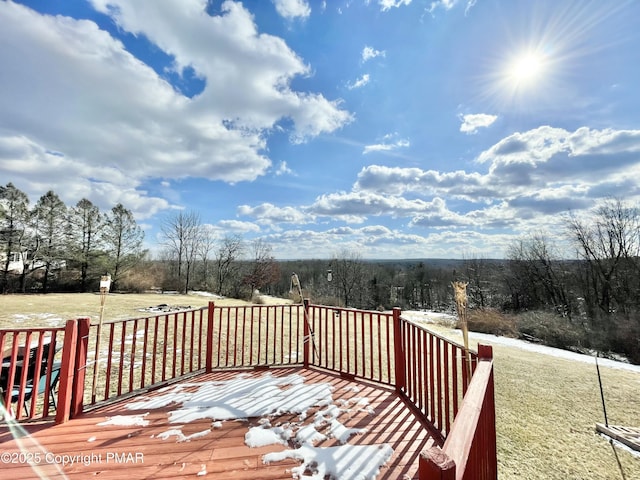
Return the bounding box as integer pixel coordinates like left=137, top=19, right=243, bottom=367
left=10, top=362, right=62, bottom=416
left=1, top=338, right=55, bottom=391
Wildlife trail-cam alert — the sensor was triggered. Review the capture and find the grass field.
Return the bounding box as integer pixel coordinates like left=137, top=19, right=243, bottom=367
left=0, top=292, right=250, bottom=328
left=1, top=293, right=639, bottom=479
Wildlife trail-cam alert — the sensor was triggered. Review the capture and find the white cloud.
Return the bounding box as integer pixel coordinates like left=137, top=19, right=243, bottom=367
left=275, top=161, right=294, bottom=176
left=262, top=224, right=515, bottom=259
left=363, top=138, right=410, bottom=154
left=428, top=0, right=456, bottom=12
left=355, top=126, right=640, bottom=222
left=428, top=0, right=477, bottom=15
left=362, top=46, right=385, bottom=62
left=217, top=220, right=261, bottom=234
left=0, top=1, right=351, bottom=217
left=237, top=203, right=311, bottom=225
left=348, top=74, right=370, bottom=90
left=379, top=0, right=412, bottom=12
left=273, top=0, right=311, bottom=19
left=310, top=191, right=459, bottom=224
left=459, top=113, right=498, bottom=134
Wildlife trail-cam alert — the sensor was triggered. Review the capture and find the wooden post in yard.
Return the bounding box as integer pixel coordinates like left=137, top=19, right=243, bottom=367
left=452, top=281, right=472, bottom=386
left=91, top=274, right=111, bottom=404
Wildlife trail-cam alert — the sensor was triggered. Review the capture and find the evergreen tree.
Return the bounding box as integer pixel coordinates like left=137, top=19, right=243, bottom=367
left=103, top=203, right=144, bottom=291
left=0, top=183, right=30, bottom=293
left=33, top=190, right=68, bottom=293
left=70, top=198, right=104, bottom=292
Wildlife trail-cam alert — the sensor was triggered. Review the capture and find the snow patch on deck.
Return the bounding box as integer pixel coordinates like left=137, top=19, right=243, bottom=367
left=104, top=373, right=393, bottom=479
left=97, top=413, right=150, bottom=427
left=153, top=427, right=211, bottom=443
left=263, top=444, right=394, bottom=480
left=125, top=373, right=334, bottom=423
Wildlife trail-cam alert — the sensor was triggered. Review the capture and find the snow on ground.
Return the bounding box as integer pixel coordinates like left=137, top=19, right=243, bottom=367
left=11, top=313, right=64, bottom=327
left=401, top=310, right=457, bottom=327
left=404, top=310, right=640, bottom=374
left=106, top=373, right=393, bottom=479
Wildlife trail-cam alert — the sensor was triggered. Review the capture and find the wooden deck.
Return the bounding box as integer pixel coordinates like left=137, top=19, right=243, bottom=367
left=0, top=367, right=436, bottom=479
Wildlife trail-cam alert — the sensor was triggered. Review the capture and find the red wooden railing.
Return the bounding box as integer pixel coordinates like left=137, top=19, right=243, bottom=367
left=206, top=303, right=305, bottom=370
left=307, top=304, right=396, bottom=386
left=1, top=301, right=496, bottom=479
left=420, top=345, right=497, bottom=480
left=80, top=307, right=209, bottom=409
left=398, top=315, right=479, bottom=442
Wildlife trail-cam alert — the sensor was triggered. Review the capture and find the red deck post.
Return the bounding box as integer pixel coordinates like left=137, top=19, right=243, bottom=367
left=478, top=343, right=493, bottom=360
left=393, top=307, right=405, bottom=391
left=55, top=319, right=78, bottom=424
left=420, top=447, right=456, bottom=480
left=71, top=318, right=91, bottom=417
left=303, top=299, right=310, bottom=368
left=205, top=301, right=215, bottom=373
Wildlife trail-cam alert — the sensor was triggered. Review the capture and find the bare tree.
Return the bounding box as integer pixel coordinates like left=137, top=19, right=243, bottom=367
left=330, top=249, right=365, bottom=307
left=463, top=255, right=490, bottom=309
left=506, top=233, right=570, bottom=315
left=568, top=198, right=640, bottom=318
left=160, top=211, right=202, bottom=294
left=197, top=225, right=217, bottom=291
left=215, top=234, right=244, bottom=296
left=243, top=239, right=280, bottom=297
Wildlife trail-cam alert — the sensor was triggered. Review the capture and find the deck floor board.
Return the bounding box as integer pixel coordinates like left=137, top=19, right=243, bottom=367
left=1, top=368, right=436, bottom=479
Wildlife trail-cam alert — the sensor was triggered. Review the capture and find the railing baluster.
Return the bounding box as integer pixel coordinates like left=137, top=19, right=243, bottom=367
left=452, top=345, right=459, bottom=417
left=429, top=333, right=435, bottom=423
left=141, top=318, right=149, bottom=389
left=436, top=337, right=443, bottom=431
left=422, top=329, right=429, bottom=417
left=104, top=323, right=115, bottom=400
left=129, top=318, right=138, bottom=392
left=162, top=315, right=169, bottom=382
left=189, top=310, right=195, bottom=372
left=115, top=323, right=124, bottom=397
left=444, top=341, right=451, bottom=435
left=151, top=316, right=159, bottom=384
left=180, top=311, right=187, bottom=375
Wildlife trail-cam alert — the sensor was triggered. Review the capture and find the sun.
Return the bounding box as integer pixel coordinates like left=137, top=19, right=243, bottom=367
left=506, top=50, right=547, bottom=87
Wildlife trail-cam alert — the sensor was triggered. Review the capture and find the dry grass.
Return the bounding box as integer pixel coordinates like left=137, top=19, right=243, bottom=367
left=426, top=323, right=640, bottom=480
left=0, top=292, right=289, bottom=328
left=1, top=294, right=639, bottom=479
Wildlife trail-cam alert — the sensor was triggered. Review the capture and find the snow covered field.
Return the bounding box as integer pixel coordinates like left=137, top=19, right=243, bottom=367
left=402, top=310, right=640, bottom=374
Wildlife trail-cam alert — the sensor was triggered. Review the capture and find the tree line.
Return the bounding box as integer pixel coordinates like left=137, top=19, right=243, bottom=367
left=0, top=183, right=281, bottom=298
left=286, top=199, right=639, bottom=363
left=2, top=184, right=638, bottom=362
left=0, top=183, right=144, bottom=293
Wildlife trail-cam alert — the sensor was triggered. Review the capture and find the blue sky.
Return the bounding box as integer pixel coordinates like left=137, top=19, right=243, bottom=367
left=2, top=0, right=640, bottom=259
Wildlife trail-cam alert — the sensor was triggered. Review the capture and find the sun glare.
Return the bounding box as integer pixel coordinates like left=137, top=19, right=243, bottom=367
left=507, top=51, right=546, bottom=86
